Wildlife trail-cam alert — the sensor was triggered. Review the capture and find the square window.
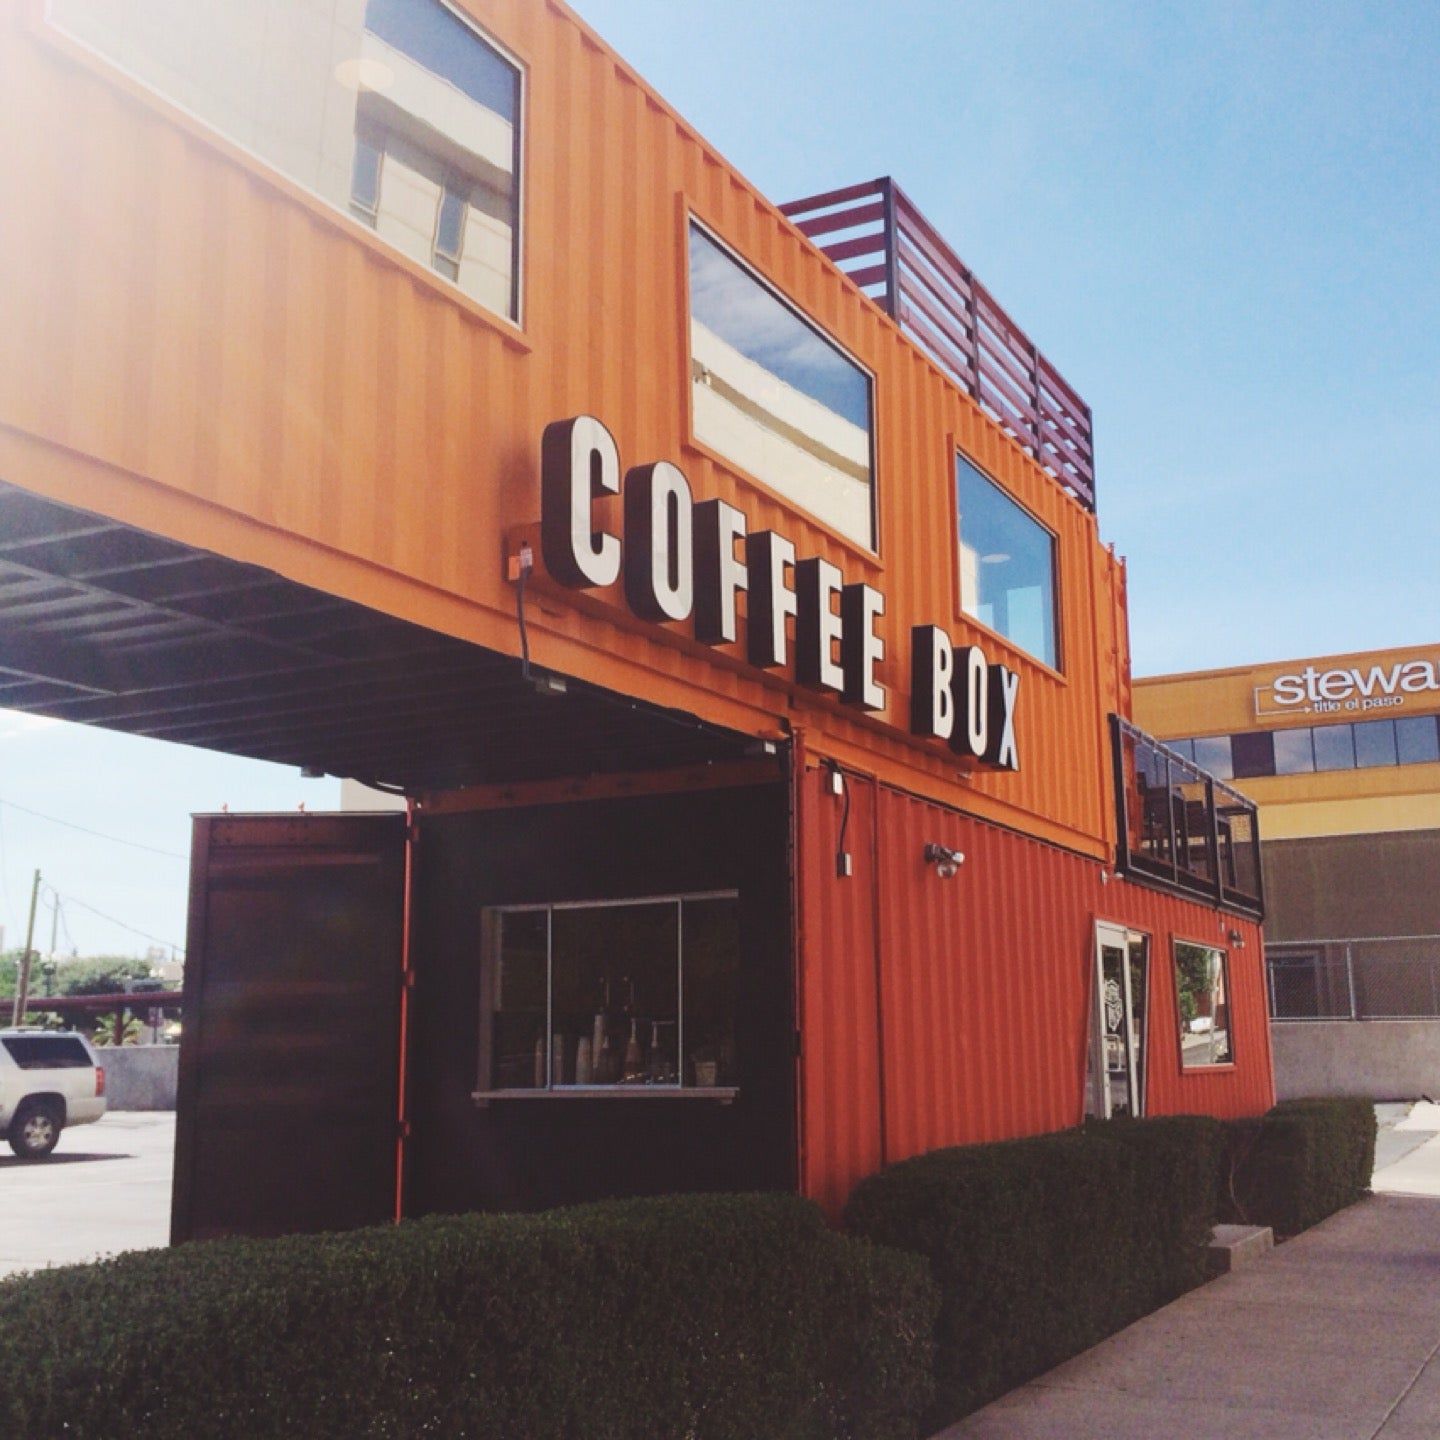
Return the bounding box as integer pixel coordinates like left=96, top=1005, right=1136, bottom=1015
left=1312, top=723, right=1356, bottom=771
left=1232, top=730, right=1276, bottom=779
left=956, top=458, right=1059, bottom=669
left=688, top=222, right=876, bottom=550
left=1272, top=728, right=1316, bottom=775
left=1354, top=719, right=1398, bottom=768
left=1174, top=941, right=1232, bottom=1067
left=1192, top=735, right=1234, bottom=780
left=1397, top=716, right=1440, bottom=766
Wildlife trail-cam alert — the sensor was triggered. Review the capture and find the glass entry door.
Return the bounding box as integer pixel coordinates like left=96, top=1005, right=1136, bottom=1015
left=1089, top=923, right=1149, bottom=1119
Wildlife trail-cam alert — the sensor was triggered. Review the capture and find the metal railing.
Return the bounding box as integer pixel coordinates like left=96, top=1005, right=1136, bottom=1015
left=1111, top=716, right=1264, bottom=918
left=1268, top=937, right=1440, bottom=1021
left=780, top=177, right=1096, bottom=510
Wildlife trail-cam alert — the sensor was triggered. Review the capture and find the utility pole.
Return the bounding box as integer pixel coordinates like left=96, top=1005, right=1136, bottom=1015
left=11, top=869, right=40, bottom=1027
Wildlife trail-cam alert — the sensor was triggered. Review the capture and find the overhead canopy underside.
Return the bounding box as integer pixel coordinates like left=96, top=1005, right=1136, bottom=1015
left=0, top=481, right=757, bottom=791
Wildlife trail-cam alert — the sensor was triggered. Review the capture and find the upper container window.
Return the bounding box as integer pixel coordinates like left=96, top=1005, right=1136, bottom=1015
left=956, top=457, right=1059, bottom=669
left=49, top=0, right=523, bottom=322
left=688, top=223, right=876, bottom=550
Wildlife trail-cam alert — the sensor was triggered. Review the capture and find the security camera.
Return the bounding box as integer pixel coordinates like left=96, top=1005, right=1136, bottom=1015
left=923, top=842, right=965, bottom=879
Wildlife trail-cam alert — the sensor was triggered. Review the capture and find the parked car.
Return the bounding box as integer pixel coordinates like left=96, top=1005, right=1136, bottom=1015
left=0, top=1028, right=107, bottom=1159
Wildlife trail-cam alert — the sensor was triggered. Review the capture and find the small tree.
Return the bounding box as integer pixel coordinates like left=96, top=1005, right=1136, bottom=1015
left=93, top=1012, right=143, bottom=1047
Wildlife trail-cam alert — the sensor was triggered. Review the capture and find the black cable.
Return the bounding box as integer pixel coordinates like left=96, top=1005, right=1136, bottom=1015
left=516, top=563, right=532, bottom=681
left=0, top=796, right=187, bottom=861
left=825, top=760, right=851, bottom=876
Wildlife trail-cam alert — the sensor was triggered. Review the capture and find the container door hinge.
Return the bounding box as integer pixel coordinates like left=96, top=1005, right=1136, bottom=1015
left=397, top=1118, right=413, bottom=1140
left=402, top=969, right=416, bottom=992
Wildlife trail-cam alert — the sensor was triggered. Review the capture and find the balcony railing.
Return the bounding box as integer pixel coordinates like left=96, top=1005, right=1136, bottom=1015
left=1111, top=716, right=1264, bottom=918
left=780, top=177, right=1096, bottom=511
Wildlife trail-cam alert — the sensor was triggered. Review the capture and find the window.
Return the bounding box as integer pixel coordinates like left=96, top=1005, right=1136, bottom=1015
left=432, top=183, right=468, bottom=280
left=1191, top=735, right=1234, bottom=780
left=350, top=135, right=384, bottom=223
left=1353, top=719, right=1398, bottom=768
left=956, top=458, right=1059, bottom=669
left=1397, top=716, right=1440, bottom=766
left=1312, top=723, right=1356, bottom=771
left=479, top=893, right=739, bottom=1094
left=49, top=0, right=523, bottom=321
left=688, top=223, right=876, bottom=549
left=1173, top=941, right=1232, bottom=1067
left=2, top=1035, right=92, bottom=1069
left=1272, top=727, right=1316, bottom=775
left=1231, top=730, right=1275, bottom=779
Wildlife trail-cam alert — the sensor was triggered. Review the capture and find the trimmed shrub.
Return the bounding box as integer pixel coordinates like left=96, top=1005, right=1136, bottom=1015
left=1221, top=1096, right=1376, bottom=1237
left=844, top=1117, right=1222, bottom=1427
left=1091, top=1114, right=1225, bottom=1306
left=0, top=1193, right=937, bottom=1440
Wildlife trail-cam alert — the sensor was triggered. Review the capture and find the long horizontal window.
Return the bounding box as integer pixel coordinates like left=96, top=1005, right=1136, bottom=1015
left=688, top=223, right=876, bottom=549
left=1169, top=714, right=1440, bottom=779
left=957, top=457, right=1060, bottom=670
left=479, top=894, right=739, bottom=1095
left=49, top=0, right=522, bottom=321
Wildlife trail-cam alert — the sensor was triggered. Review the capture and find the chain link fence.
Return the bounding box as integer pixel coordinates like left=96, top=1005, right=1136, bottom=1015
left=1268, top=937, right=1440, bottom=1020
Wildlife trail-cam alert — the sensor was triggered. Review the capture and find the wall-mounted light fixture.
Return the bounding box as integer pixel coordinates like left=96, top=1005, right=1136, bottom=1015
left=924, top=842, right=965, bottom=879
left=1228, top=929, right=1246, bottom=949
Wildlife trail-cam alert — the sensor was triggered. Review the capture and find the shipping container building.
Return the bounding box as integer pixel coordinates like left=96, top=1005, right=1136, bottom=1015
left=0, top=0, right=1272, bottom=1238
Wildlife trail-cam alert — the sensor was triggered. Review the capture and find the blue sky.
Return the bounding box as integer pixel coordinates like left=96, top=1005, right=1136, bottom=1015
left=2, top=0, right=1436, bottom=956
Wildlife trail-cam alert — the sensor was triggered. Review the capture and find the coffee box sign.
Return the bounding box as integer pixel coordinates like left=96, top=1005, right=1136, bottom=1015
left=537, top=416, right=1021, bottom=772
left=1256, top=657, right=1440, bottom=719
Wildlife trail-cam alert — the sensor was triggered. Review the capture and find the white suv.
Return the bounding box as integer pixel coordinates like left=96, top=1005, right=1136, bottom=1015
left=0, top=1028, right=108, bottom=1159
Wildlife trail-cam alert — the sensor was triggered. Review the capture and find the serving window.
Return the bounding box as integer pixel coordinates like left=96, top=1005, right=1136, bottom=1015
left=1174, top=940, right=1233, bottom=1068
left=478, top=892, right=740, bottom=1097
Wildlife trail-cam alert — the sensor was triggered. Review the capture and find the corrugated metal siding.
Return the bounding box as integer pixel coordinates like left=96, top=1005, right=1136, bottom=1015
left=796, top=763, right=884, bottom=1219
left=798, top=766, right=1272, bottom=1214
left=0, top=0, right=1118, bottom=857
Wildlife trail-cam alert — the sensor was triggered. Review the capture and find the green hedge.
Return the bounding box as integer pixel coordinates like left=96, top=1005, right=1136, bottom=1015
left=0, top=1193, right=937, bottom=1440
left=1221, top=1096, right=1376, bottom=1237
left=843, top=1116, right=1222, bottom=1427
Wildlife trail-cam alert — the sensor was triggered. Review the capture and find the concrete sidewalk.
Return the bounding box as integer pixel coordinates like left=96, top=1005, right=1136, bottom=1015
left=1374, top=1100, right=1440, bottom=1198
left=942, top=1194, right=1440, bottom=1439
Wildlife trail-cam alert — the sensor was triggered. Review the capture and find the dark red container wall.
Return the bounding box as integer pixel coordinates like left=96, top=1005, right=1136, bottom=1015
left=797, top=767, right=1272, bottom=1216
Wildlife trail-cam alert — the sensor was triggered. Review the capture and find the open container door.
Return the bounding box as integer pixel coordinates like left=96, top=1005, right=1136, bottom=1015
left=172, top=813, right=406, bottom=1243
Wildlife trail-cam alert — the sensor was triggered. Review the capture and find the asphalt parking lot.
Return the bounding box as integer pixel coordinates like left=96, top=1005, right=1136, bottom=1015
left=0, top=1111, right=175, bottom=1280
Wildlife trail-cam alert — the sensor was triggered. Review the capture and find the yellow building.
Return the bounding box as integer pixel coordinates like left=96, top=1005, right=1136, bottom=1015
left=1135, top=644, right=1440, bottom=1033
left=1134, top=643, right=1440, bottom=842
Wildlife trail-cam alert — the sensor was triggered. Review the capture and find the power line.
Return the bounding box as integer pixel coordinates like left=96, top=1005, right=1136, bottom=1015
left=44, top=884, right=184, bottom=956
left=0, top=797, right=188, bottom=861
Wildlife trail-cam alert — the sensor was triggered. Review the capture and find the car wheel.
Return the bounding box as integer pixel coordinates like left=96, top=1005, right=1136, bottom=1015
left=8, top=1100, right=62, bottom=1159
